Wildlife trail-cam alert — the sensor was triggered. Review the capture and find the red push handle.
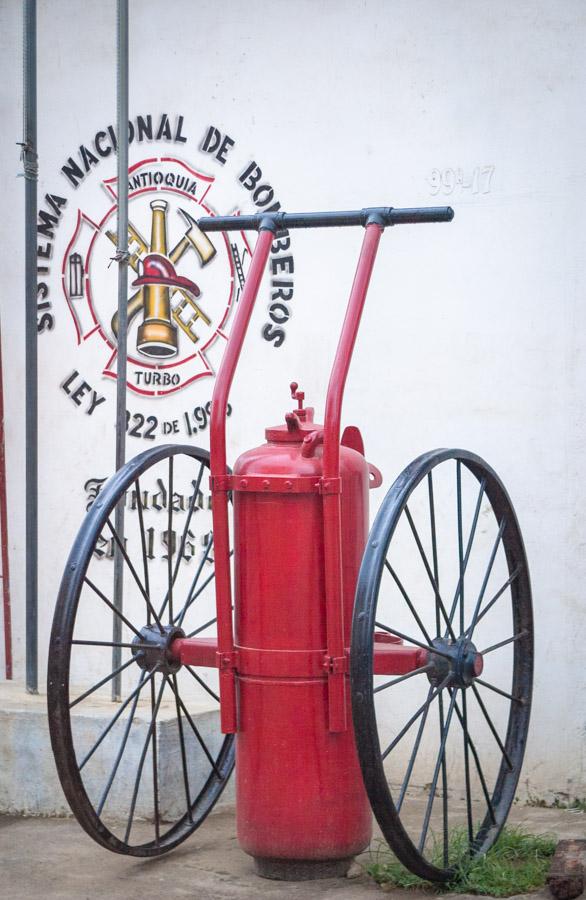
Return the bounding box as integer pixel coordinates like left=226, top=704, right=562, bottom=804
left=210, top=229, right=274, bottom=733
left=210, top=222, right=385, bottom=733
left=198, top=206, right=454, bottom=232
left=208, top=209, right=446, bottom=733
left=321, top=223, right=384, bottom=731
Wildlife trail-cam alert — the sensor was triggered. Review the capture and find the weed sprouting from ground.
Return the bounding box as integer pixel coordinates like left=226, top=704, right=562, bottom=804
left=365, top=826, right=557, bottom=896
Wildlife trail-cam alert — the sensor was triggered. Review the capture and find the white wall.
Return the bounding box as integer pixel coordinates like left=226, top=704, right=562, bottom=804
left=1, top=0, right=584, bottom=799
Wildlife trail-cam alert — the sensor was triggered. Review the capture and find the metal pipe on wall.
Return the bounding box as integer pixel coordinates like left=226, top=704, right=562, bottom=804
left=23, top=0, right=38, bottom=694
left=0, top=326, right=12, bottom=680
left=112, top=0, right=129, bottom=700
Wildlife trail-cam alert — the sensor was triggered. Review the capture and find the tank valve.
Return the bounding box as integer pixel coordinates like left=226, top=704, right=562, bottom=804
left=280, top=382, right=315, bottom=432
left=290, top=381, right=305, bottom=411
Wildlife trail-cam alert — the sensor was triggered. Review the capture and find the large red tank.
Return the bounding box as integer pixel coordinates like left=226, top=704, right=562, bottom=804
left=232, top=396, right=372, bottom=877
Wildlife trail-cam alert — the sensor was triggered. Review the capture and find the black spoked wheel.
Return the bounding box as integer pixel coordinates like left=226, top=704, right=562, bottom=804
left=351, top=449, right=533, bottom=882
left=48, top=444, right=234, bottom=857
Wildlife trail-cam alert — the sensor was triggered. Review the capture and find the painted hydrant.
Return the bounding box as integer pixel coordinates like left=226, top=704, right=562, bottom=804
left=48, top=205, right=534, bottom=885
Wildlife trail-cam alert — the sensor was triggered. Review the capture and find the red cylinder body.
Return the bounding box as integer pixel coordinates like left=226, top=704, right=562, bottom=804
left=233, top=418, right=372, bottom=864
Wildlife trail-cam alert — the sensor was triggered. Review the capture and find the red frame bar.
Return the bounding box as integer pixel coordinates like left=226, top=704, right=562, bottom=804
left=171, top=635, right=427, bottom=678
left=210, top=227, right=274, bottom=732
left=322, top=223, right=383, bottom=730
left=373, top=641, right=426, bottom=675
left=209, top=220, right=384, bottom=733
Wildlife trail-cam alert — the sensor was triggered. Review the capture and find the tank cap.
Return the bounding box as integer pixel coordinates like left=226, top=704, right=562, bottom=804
left=265, top=381, right=321, bottom=442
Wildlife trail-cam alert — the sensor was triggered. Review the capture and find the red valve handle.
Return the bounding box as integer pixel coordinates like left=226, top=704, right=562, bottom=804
left=290, top=381, right=305, bottom=410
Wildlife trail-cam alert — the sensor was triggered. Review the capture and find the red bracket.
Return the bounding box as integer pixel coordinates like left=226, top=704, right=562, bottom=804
left=210, top=474, right=232, bottom=492
left=216, top=649, right=239, bottom=671
left=340, top=425, right=365, bottom=456
left=324, top=653, right=349, bottom=674
left=368, top=463, right=383, bottom=489
left=319, top=477, right=342, bottom=495
left=172, top=635, right=426, bottom=682
left=210, top=474, right=341, bottom=495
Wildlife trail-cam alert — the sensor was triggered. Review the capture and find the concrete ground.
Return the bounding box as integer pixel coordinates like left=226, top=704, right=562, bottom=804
left=1, top=804, right=584, bottom=900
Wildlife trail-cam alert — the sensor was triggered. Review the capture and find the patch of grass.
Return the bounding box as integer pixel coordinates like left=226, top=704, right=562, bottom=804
left=365, top=826, right=557, bottom=896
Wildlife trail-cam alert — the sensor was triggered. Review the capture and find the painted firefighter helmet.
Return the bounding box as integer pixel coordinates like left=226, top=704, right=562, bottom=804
left=133, top=253, right=201, bottom=297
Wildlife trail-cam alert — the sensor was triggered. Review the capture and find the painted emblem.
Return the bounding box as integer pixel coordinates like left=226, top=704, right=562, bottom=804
left=62, top=157, right=251, bottom=396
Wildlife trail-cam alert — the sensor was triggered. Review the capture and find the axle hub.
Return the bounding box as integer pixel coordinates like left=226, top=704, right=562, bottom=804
left=132, top=624, right=185, bottom=675
left=427, top=636, right=483, bottom=689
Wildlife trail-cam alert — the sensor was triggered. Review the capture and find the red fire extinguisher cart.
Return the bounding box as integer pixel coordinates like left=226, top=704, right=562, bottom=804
left=48, top=206, right=534, bottom=884
left=204, top=212, right=394, bottom=876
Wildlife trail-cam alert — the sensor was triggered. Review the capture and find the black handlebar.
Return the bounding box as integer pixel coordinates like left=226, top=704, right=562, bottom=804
left=196, top=206, right=454, bottom=233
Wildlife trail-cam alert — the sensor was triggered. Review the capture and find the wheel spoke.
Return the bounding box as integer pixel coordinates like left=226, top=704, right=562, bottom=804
left=427, top=473, right=441, bottom=639
left=83, top=576, right=142, bottom=639
left=105, top=517, right=164, bottom=633
left=375, top=621, right=452, bottom=662
left=96, top=670, right=147, bottom=815
left=446, top=476, right=486, bottom=631
left=382, top=675, right=450, bottom=761
left=78, top=667, right=157, bottom=771
left=69, top=656, right=136, bottom=709
left=396, top=685, right=435, bottom=813
left=471, top=684, right=513, bottom=770
left=185, top=615, right=217, bottom=639
left=469, top=566, right=522, bottom=631
left=172, top=673, right=193, bottom=824
left=124, top=674, right=167, bottom=844
left=457, top=461, right=465, bottom=635
left=475, top=677, right=525, bottom=704
left=166, top=457, right=174, bottom=624
left=174, top=536, right=215, bottom=627
left=158, top=461, right=206, bottom=622
left=450, top=688, right=496, bottom=825
left=461, top=688, right=474, bottom=846
left=467, top=518, right=507, bottom=639
left=428, top=471, right=449, bottom=865
left=437, top=691, right=449, bottom=865
left=112, top=501, right=124, bottom=701
left=404, top=505, right=456, bottom=640
left=164, top=676, right=223, bottom=779
left=150, top=677, right=161, bottom=844
left=480, top=631, right=526, bottom=656
left=385, top=562, right=433, bottom=646
left=418, top=688, right=457, bottom=853
left=72, top=639, right=152, bottom=649
left=178, top=550, right=233, bottom=630
left=135, top=477, right=150, bottom=608
left=184, top=664, right=220, bottom=703
left=374, top=664, right=433, bottom=694
left=174, top=462, right=205, bottom=582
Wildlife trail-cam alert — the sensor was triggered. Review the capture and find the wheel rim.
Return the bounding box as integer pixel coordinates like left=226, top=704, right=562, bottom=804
left=48, top=444, right=234, bottom=857
left=351, top=449, right=533, bottom=881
